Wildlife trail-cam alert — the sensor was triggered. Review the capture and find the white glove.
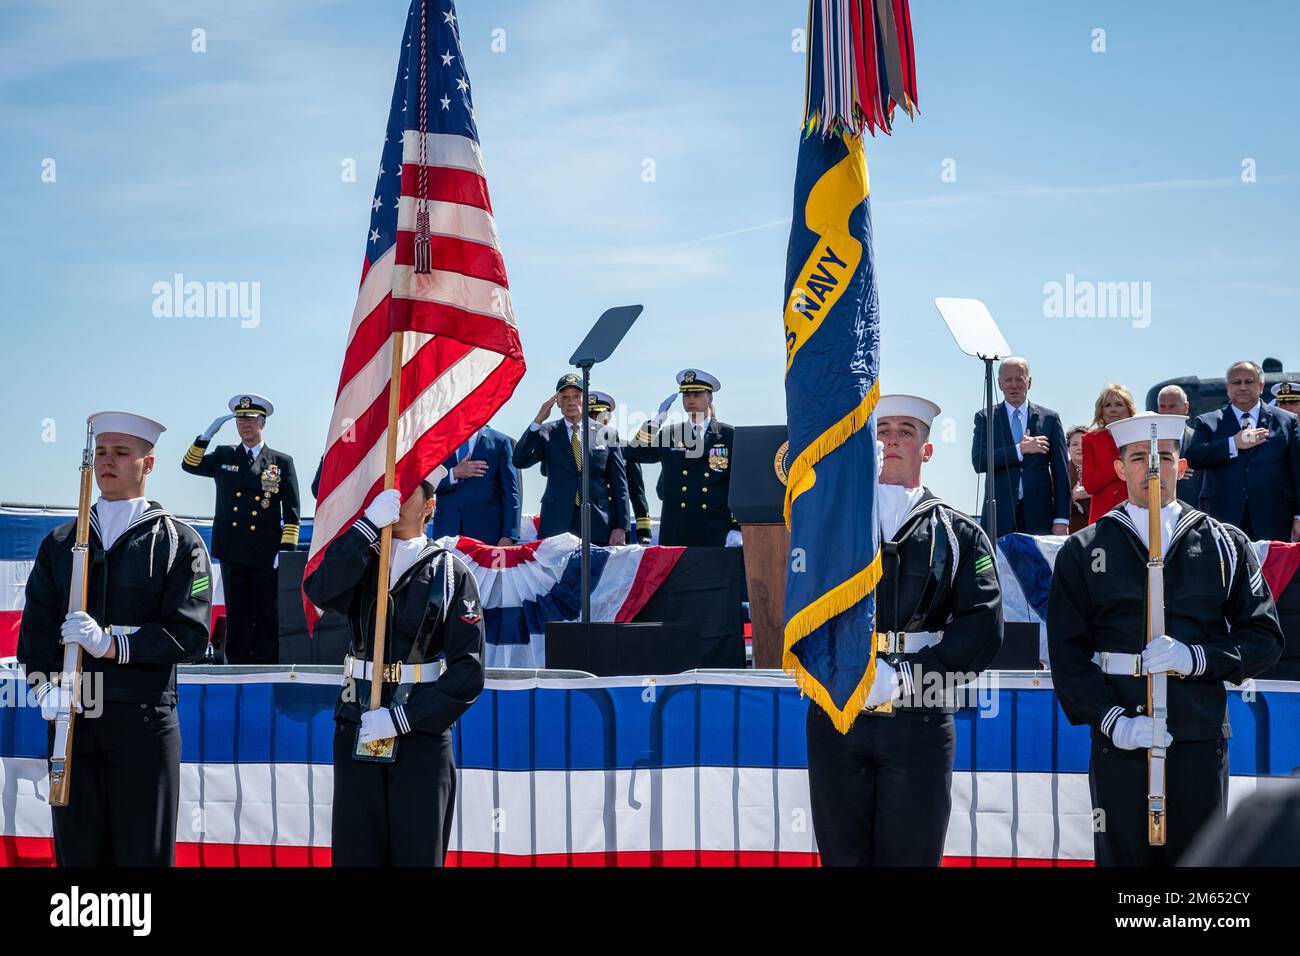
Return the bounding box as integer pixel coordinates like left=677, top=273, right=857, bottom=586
left=1142, top=635, right=1194, bottom=676
left=653, top=393, right=677, bottom=425
left=363, top=488, right=402, bottom=529
left=876, top=440, right=885, bottom=471
left=36, top=683, right=80, bottom=721
left=864, top=659, right=901, bottom=708
left=200, top=413, right=236, bottom=441
left=1110, top=715, right=1174, bottom=751
left=359, top=707, right=399, bottom=743
left=61, top=611, right=113, bottom=658
left=724, top=529, right=743, bottom=548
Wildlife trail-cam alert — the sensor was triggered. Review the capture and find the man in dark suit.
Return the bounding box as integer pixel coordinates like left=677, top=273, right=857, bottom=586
left=512, top=373, right=629, bottom=545
left=182, top=393, right=301, bottom=664
left=1158, top=384, right=1206, bottom=509
left=1185, top=361, right=1300, bottom=542
left=970, top=357, right=1070, bottom=537
left=429, top=424, right=521, bottom=545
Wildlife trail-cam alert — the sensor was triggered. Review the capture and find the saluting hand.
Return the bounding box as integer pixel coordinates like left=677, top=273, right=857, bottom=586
left=535, top=393, right=560, bottom=425
left=201, top=413, right=236, bottom=441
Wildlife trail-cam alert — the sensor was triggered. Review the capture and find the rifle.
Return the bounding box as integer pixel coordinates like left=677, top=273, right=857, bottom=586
left=48, top=419, right=95, bottom=807
left=1144, top=422, right=1168, bottom=846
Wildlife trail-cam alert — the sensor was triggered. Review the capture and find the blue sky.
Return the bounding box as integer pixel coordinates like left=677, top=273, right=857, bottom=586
left=1, top=0, right=1296, bottom=519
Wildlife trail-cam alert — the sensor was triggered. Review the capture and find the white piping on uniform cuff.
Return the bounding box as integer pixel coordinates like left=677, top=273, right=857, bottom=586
left=897, top=660, right=914, bottom=698
left=115, top=634, right=130, bottom=664
left=1100, top=705, right=1124, bottom=740
left=1190, top=644, right=1207, bottom=677
left=392, top=705, right=410, bottom=735
left=352, top=518, right=381, bottom=550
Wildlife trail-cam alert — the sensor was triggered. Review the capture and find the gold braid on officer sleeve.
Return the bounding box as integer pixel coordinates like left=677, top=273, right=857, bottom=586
left=183, top=443, right=205, bottom=467
left=280, top=524, right=300, bottom=547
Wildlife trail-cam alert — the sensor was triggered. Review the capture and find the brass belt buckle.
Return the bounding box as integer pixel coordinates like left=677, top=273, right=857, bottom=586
left=412, top=663, right=421, bottom=685
left=384, top=661, right=402, bottom=684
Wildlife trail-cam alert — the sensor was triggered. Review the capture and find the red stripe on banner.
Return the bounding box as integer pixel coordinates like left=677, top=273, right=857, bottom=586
left=0, top=610, right=19, bottom=658
left=400, top=163, right=494, bottom=213
left=393, top=231, right=508, bottom=286
left=455, top=537, right=543, bottom=569
left=0, top=836, right=1089, bottom=868
left=615, top=546, right=686, bottom=623
left=1262, top=541, right=1300, bottom=601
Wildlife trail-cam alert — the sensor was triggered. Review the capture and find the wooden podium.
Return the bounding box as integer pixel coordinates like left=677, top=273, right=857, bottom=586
left=728, top=425, right=791, bottom=670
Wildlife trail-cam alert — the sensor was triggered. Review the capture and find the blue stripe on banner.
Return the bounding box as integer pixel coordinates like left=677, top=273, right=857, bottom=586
left=3, top=675, right=1299, bottom=775
left=998, top=534, right=1056, bottom=622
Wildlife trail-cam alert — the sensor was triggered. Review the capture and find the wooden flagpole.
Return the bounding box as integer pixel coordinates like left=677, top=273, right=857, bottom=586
left=363, top=330, right=405, bottom=753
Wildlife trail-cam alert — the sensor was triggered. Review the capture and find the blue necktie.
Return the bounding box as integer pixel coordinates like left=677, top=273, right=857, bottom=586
left=1009, top=408, right=1025, bottom=499
left=455, top=440, right=471, bottom=464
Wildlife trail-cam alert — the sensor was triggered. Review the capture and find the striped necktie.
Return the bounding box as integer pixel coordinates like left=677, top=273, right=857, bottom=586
left=571, top=424, right=582, bottom=504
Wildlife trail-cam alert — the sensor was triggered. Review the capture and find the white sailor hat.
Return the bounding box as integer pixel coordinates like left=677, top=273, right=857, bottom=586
left=1270, top=381, right=1300, bottom=405
left=677, top=368, right=720, bottom=393
left=422, top=464, right=449, bottom=493
left=88, top=411, right=166, bottom=447
left=876, top=394, right=941, bottom=429
left=588, top=390, right=616, bottom=412
left=1106, top=412, right=1186, bottom=450
left=228, top=393, right=274, bottom=417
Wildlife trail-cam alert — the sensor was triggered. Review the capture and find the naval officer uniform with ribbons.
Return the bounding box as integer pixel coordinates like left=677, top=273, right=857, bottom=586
left=18, top=412, right=213, bottom=866
left=181, top=393, right=301, bottom=663
left=1047, top=412, right=1283, bottom=866
left=805, top=395, right=1003, bottom=866
left=626, top=368, right=741, bottom=548
left=303, top=478, right=485, bottom=866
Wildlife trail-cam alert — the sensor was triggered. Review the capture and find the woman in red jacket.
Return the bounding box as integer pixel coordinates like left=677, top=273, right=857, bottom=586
left=1081, top=384, right=1137, bottom=523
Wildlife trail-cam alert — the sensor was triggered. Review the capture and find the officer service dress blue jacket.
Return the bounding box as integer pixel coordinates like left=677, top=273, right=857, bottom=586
left=182, top=439, right=301, bottom=567
left=1185, top=402, right=1300, bottom=541
left=431, top=427, right=522, bottom=543
left=512, top=418, right=629, bottom=541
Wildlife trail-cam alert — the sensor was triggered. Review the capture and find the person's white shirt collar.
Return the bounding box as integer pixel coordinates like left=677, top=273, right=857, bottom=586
left=1122, top=500, right=1181, bottom=553
left=94, top=496, right=150, bottom=551
left=242, top=441, right=264, bottom=459
left=1232, top=402, right=1263, bottom=425
left=388, top=535, right=428, bottom=587
left=1003, top=399, right=1027, bottom=418
left=878, top=483, right=926, bottom=541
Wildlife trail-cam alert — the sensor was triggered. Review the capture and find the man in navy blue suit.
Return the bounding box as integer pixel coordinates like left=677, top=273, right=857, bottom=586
left=429, top=423, right=521, bottom=545
left=1185, top=361, right=1300, bottom=543
left=970, top=356, right=1071, bottom=537
left=512, top=373, right=629, bottom=545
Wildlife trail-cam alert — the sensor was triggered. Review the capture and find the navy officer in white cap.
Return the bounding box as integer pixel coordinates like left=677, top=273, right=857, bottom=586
left=806, top=394, right=1003, bottom=866
left=182, top=393, right=301, bottom=663
left=627, top=368, right=741, bottom=548
left=18, top=411, right=213, bottom=866
left=1048, top=412, right=1283, bottom=866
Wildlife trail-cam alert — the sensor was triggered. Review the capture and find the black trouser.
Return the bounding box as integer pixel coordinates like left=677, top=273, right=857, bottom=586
left=806, top=705, right=955, bottom=866
left=331, top=721, right=457, bottom=867
left=1089, top=734, right=1228, bottom=867
left=48, top=701, right=181, bottom=867
left=222, top=561, right=279, bottom=664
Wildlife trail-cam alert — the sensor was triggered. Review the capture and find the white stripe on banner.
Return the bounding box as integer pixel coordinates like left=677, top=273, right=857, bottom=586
left=1, top=560, right=34, bottom=612
left=2, top=755, right=1284, bottom=862
left=396, top=196, right=501, bottom=249
left=401, top=130, right=487, bottom=175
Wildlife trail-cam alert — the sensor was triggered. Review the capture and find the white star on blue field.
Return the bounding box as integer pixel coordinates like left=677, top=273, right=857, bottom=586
left=1, top=0, right=1296, bottom=518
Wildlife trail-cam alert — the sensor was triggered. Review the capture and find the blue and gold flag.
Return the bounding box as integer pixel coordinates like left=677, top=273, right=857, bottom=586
left=782, top=0, right=917, bottom=733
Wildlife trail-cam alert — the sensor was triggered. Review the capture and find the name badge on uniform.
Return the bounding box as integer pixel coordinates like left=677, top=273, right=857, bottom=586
left=221, top=464, right=240, bottom=472
left=708, top=445, right=730, bottom=472
left=261, top=463, right=281, bottom=496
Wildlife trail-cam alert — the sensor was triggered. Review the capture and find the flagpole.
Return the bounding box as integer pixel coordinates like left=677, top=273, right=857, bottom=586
left=369, top=331, right=405, bottom=722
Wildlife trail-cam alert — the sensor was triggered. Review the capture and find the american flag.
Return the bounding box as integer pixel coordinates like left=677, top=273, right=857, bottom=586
left=306, top=0, right=524, bottom=621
